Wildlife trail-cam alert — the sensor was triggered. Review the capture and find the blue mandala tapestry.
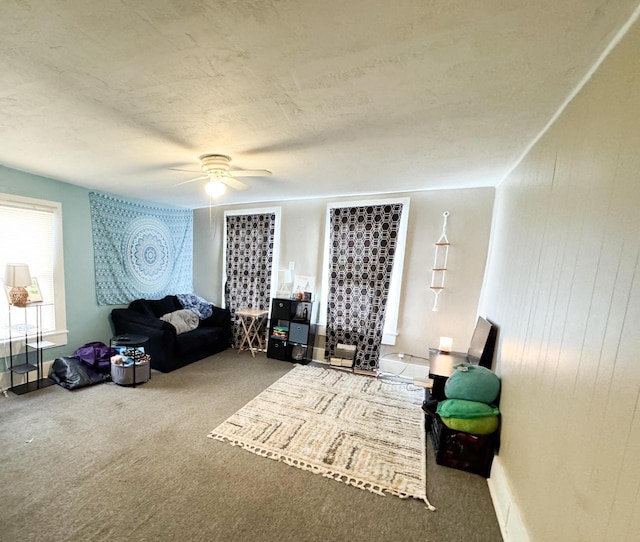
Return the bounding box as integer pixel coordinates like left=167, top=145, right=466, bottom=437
left=89, top=192, right=193, bottom=305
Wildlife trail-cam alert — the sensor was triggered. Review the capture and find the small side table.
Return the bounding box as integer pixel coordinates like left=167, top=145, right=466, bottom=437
left=428, top=348, right=467, bottom=400
left=110, top=334, right=150, bottom=387
left=236, top=308, right=268, bottom=357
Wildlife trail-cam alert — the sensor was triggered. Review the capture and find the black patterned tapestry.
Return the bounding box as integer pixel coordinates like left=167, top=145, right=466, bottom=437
left=325, top=204, right=403, bottom=373
left=89, top=192, right=193, bottom=305
left=224, top=213, right=275, bottom=347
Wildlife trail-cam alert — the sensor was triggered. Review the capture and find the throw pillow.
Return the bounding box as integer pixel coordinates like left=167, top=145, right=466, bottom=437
left=444, top=363, right=501, bottom=403
left=436, top=398, right=500, bottom=419
left=440, top=415, right=500, bottom=435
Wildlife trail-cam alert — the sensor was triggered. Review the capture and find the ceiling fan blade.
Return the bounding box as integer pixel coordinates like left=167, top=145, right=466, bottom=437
left=222, top=176, right=250, bottom=191
left=227, top=169, right=272, bottom=177
left=169, top=167, right=202, bottom=173
left=173, top=175, right=209, bottom=187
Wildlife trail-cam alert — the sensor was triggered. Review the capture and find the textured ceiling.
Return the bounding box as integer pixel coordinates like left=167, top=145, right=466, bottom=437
left=0, top=1, right=638, bottom=208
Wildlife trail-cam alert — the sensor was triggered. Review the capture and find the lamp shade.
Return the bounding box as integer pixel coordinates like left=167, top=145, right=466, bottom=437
left=4, top=263, right=32, bottom=287
left=439, top=336, right=453, bottom=353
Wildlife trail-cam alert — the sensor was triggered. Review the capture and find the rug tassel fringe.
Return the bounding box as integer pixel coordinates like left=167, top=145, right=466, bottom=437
left=208, top=432, right=429, bottom=504
left=421, top=410, right=437, bottom=512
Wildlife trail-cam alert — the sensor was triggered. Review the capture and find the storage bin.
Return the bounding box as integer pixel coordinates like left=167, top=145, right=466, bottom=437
left=110, top=344, right=151, bottom=386
left=111, top=361, right=150, bottom=386
left=271, top=299, right=291, bottom=319
left=267, top=338, right=288, bottom=360
left=288, top=322, right=309, bottom=343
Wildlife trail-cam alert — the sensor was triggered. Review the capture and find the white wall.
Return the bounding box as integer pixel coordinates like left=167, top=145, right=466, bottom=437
left=480, top=17, right=640, bottom=542
left=194, top=188, right=494, bottom=360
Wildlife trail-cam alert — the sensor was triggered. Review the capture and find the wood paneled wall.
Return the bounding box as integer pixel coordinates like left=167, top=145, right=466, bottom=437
left=480, top=17, right=640, bottom=542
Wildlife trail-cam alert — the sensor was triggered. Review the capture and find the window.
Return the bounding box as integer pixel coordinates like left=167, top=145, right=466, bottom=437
left=320, top=197, right=410, bottom=346
left=0, top=193, right=67, bottom=356
left=222, top=208, right=281, bottom=346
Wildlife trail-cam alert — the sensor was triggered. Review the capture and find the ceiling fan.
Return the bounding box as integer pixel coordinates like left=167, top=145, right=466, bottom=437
left=170, top=154, right=272, bottom=197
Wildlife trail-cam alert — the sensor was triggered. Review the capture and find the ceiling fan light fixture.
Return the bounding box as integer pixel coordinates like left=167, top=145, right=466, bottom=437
left=205, top=179, right=226, bottom=198
left=170, top=153, right=269, bottom=197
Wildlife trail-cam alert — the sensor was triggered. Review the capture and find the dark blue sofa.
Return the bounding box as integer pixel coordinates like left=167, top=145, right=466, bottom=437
left=110, top=295, right=231, bottom=373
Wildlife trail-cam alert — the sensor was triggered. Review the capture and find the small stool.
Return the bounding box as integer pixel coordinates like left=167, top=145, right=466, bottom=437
left=110, top=334, right=150, bottom=387
left=235, top=309, right=268, bottom=357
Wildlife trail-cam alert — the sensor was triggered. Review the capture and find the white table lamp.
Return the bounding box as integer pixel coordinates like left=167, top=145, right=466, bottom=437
left=439, top=336, right=453, bottom=353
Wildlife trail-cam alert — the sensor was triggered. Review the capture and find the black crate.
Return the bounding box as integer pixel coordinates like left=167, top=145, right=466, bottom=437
left=423, top=388, right=497, bottom=478
left=430, top=418, right=495, bottom=477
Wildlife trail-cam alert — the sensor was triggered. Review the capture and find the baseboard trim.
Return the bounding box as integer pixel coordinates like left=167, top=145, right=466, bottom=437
left=310, top=347, right=430, bottom=380
left=377, top=356, right=430, bottom=380
left=487, top=455, right=530, bottom=542
left=311, top=346, right=326, bottom=363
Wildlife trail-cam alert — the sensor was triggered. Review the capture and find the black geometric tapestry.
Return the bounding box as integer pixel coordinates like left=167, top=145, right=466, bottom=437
left=324, top=204, right=403, bottom=373
left=224, top=213, right=275, bottom=347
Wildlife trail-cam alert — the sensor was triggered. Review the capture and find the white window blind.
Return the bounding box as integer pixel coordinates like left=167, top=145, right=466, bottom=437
left=0, top=198, right=58, bottom=340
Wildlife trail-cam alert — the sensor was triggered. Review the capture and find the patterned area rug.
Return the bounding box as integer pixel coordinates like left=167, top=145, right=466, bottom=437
left=208, top=364, right=435, bottom=509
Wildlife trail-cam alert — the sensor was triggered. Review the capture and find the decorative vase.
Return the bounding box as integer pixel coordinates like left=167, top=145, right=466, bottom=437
left=9, top=287, right=29, bottom=307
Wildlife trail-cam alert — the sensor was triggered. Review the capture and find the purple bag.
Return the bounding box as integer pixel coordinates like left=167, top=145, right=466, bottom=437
left=73, top=341, right=117, bottom=373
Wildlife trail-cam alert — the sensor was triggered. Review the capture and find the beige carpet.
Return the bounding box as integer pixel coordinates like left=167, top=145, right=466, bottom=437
left=0, top=352, right=503, bottom=541
left=209, top=364, right=435, bottom=509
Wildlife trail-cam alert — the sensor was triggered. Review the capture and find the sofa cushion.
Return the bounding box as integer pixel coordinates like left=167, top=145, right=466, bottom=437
left=128, top=298, right=156, bottom=318
left=128, top=295, right=181, bottom=318
left=111, top=307, right=176, bottom=332
left=200, top=306, right=232, bottom=328
left=147, top=295, right=181, bottom=318
left=176, top=326, right=227, bottom=355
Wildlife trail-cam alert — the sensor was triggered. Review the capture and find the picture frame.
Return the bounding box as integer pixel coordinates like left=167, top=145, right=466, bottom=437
left=25, top=277, right=43, bottom=303
left=293, top=275, right=315, bottom=294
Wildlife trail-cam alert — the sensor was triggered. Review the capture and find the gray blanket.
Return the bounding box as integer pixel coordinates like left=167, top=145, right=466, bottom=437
left=160, top=308, right=199, bottom=334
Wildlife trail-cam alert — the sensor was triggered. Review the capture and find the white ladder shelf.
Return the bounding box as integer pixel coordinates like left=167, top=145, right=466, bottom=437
left=430, top=211, right=450, bottom=311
